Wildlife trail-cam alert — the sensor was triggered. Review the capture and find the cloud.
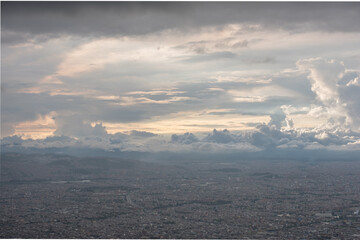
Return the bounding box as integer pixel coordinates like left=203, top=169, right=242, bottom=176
left=115, top=96, right=193, bottom=106
left=1, top=135, right=24, bottom=146
left=203, top=129, right=237, bottom=144
left=54, top=116, right=108, bottom=138
left=130, top=130, right=157, bottom=138
left=3, top=2, right=360, bottom=41
left=1, top=122, right=15, bottom=137
left=268, top=111, right=287, bottom=129
left=2, top=119, right=360, bottom=156
left=183, top=51, right=237, bottom=63
left=171, top=132, right=199, bottom=144
left=297, top=58, right=344, bottom=106
left=2, top=2, right=360, bottom=159
left=346, top=76, right=360, bottom=87
left=228, top=85, right=305, bottom=105
left=42, top=135, right=74, bottom=143
left=339, top=86, right=360, bottom=129
left=3, top=56, right=358, bottom=139
left=297, top=58, right=360, bottom=131
left=174, top=38, right=250, bottom=56
left=109, top=133, right=129, bottom=145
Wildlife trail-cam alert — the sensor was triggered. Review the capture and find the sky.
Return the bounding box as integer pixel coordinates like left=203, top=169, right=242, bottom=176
left=2, top=2, right=360, bottom=156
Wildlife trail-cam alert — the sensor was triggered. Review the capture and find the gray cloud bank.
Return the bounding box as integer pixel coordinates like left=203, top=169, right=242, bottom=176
left=2, top=2, right=360, bottom=42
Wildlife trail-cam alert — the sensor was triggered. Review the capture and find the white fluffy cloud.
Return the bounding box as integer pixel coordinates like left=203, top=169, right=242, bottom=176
left=54, top=116, right=108, bottom=138
left=296, top=58, right=360, bottom=131
left=297, top=58, right=344, bottom=105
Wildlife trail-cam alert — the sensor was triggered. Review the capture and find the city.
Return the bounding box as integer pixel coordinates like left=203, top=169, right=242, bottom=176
left=1, top=152, right=360, bottom=239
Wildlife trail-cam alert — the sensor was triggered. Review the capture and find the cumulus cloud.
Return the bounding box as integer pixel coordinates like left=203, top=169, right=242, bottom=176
left=297, top=58, right=360, bottom=131
left=297, top=58, right=344, bottom=106
left=346, top=76, right=360, bottom=87
left=171, top=132, right=199, bottom=144
left=268, top=111, right=287, bottom=129
left=203, top=129, right=237, bottom=144
left=1, top=135, right=23, bottom=146
left=340, top=86, right=360, bottom=129
left=109, top=133, right=128, bottom=145
left=54, top=116, right=108, bottom=138
left=2, top=122, right=360, bottom=155
left=170, top=111, right=359, bottom=152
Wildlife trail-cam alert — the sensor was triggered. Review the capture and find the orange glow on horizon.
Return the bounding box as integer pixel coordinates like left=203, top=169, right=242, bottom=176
left=13, top=113, right=57, bottom=140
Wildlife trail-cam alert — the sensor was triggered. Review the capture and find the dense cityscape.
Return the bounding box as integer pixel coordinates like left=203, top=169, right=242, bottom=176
left=1, top=152, right=360, bottom=239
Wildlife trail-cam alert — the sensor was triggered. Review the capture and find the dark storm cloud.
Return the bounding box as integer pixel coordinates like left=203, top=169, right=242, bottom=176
left=2, top=2, right=360, bottom=41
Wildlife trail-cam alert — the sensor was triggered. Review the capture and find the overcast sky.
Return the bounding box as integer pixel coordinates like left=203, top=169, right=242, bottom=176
left=2, top=2, right=360, bottom=154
